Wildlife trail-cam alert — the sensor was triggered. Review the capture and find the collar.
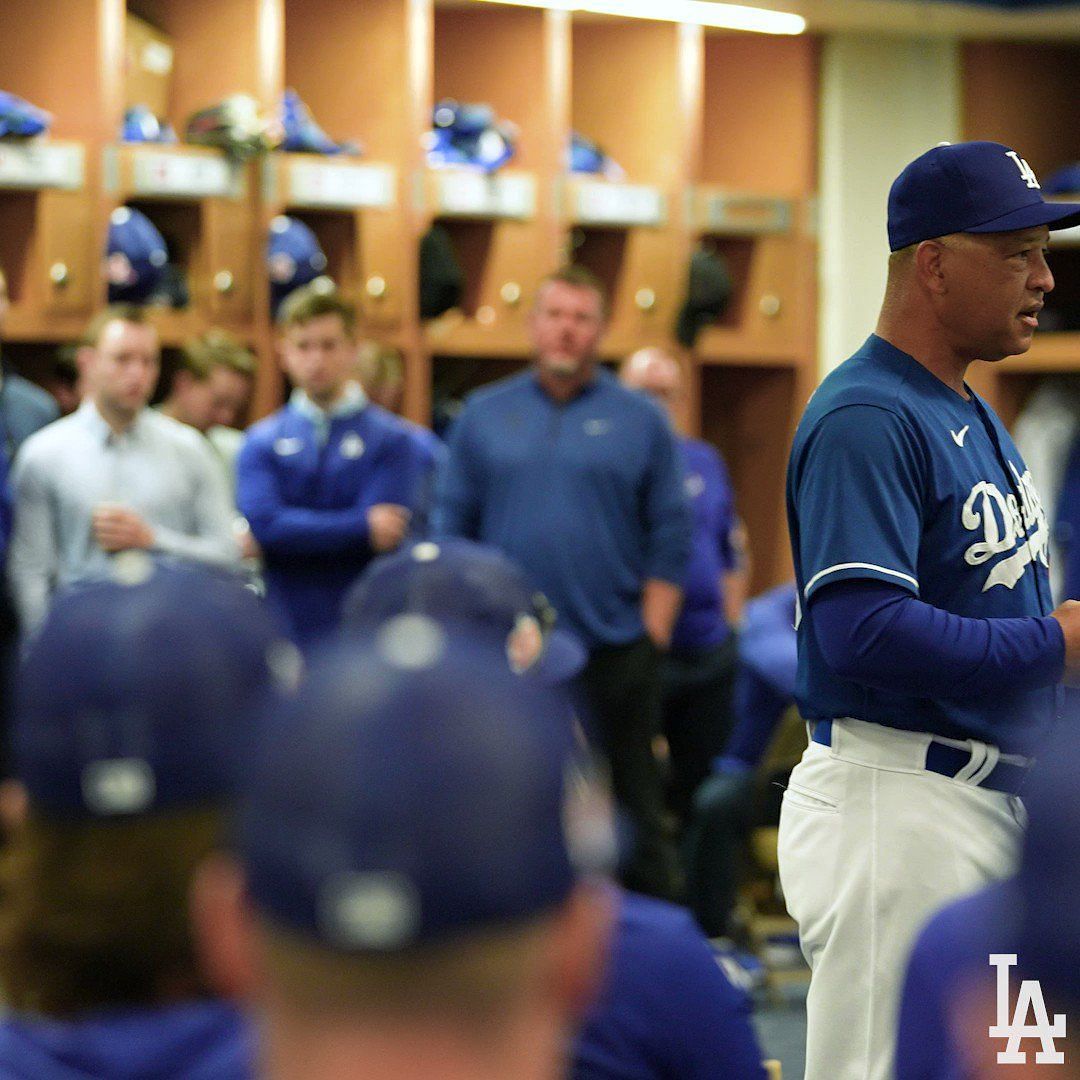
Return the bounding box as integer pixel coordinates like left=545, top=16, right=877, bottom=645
left=289, top=381, right=368, bottom=425
left=529, top=365, right=604, bottom=404
left=76, top=399, right=147, bottom=444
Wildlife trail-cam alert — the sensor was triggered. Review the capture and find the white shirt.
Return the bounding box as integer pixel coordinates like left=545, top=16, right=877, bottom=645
left=8, top=400, right=240, bottom=631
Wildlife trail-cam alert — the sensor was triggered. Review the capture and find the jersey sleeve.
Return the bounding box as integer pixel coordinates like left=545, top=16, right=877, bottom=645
left=792, top=404, right=925, bottom=602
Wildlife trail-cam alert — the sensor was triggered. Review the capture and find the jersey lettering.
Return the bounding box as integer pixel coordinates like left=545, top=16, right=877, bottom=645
left=961, top=465, right=1048, bottom=591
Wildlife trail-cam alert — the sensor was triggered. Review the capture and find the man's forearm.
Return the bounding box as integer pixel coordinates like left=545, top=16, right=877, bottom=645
left=642, top=578, right=683, bottom=650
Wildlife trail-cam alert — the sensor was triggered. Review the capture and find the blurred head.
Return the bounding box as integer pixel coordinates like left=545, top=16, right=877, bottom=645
left=619, top=348, right=682, bottom=420
left=277, top=284, right=358, bottom=410
left=949, top=724, right=1080, bottom=1076
left=170, top=330, right=256, bottom=433
left=47, top=344, right=86, bottom=416
left=529, top=267, right=607, bottom=382
left=194, top=629, right=614, bottom=1045
left=342, top=539, right=586, bottom=684
left=81, top=305, right=160, bottom=423
left=0, top=558, right=295, bottom=1015
left=356, top=341, right=404, bottom=412
left=0, top=267, right=8, bottom=335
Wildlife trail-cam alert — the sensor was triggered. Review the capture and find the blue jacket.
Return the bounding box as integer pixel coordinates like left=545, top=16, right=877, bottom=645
left=672, top=437, right=737, bottom=652
left=434, top=370, right=691, bottom=649
left=0, top=1001, right=252, bottom=1080
left=573, top=891, right=767, bottom=1079
left=237, top=402, right=418, bottom=649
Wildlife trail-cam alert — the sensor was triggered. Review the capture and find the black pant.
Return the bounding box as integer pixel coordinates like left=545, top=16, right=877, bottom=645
left=660, top=635, right=739, bottom=826
left=576, top=637, right=682, bottom=902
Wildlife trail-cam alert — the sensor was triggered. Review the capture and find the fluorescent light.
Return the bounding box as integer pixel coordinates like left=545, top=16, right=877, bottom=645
left=472, top=0, right=806, bottom=35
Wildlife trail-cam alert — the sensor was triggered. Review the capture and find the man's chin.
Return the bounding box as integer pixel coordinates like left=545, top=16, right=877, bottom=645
left=543, top=358, right=585, bottom=377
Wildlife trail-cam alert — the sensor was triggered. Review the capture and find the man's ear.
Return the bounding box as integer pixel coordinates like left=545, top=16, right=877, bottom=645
left=915, top=239, right=950, bottom=296
left=546, top=881, right=616, bottom=1020
left=190, top=852, right=261, bottom=1000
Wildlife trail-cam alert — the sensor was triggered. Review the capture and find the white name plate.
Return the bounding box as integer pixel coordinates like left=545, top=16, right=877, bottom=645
left=0, top=142, right=84, bottom=190
left=286, top=160, right=395, bottom=209
left=698, top=192, right=793, bottom=235
left=129, top=149, right=243, bottom=198
left=433, top=171, right=536, bottom=219
left=573, top=182, right=666, bottom=227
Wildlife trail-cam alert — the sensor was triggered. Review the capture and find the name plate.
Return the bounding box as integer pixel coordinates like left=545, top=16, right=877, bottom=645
left=130, top=149, right=242, bottom=198
left=698, top=192, right=792, bottom=235
left=433, top=171, right=536, bottom=219
left=286, top=160, right=395, bottom=209
left=572, top=182, right=666, bottom=227
left=0, top=142, right=84, bottom=190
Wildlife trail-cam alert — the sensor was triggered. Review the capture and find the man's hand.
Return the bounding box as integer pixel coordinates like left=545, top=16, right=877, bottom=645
left=93, top=505, right=155, bottom=553
left=1051, top=599, right=1080, bottom=687
left=367, top=504, right=411, bottom=552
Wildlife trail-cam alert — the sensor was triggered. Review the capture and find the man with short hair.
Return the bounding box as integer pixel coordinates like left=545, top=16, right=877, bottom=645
left=782, top=141, right=1080, bottom=1080
left=0, top=268, right=59, bottom=457
left=7, top=305, right=239, bottom=632
left=620, top=349, right=746, bottom=856
left=342, top=539, right=769, bottom=1080
left=0, top=560, right=289, bottom=1078
left=193, top=631, right=615, bottom=1080
left=160, top=329, right=256, bottom=488
left=434, top=266, right=692, bottom=901
left=236, top=284, right=419, bottom=650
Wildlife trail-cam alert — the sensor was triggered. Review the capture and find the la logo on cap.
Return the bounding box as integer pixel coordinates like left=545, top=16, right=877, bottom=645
left=1005, top=151, right=1040, bottom=190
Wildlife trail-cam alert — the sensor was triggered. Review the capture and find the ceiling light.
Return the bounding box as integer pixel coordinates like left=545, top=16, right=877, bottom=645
left=472, top=0, right=806, bottom=35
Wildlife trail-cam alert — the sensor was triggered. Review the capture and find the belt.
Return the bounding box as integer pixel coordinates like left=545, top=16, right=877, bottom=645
left=810, top=720, right=1029, bottom=796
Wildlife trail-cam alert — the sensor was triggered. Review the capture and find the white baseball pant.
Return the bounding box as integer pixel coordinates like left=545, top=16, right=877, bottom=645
left=777, top=718, right=1026, bottom=1080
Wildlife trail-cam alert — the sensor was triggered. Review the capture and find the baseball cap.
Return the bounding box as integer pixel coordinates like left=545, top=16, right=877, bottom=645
left=341, top=539, right=587, bottom=684
left=887, top=141, right=1080, bottom=251
left=676, top=247, right=733, bottom=348
left=13, top=556, right=298, bottom=820
left=106, top=206, right=168, bottom=303
left=267, top=215, right=329, bottom=315
left=238, top=624, right=616, bottom=950
left=1015, top=721, right=1080, bottom=1004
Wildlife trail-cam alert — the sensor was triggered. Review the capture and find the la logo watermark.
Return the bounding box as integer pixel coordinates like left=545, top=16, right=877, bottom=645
left=988, top=954, right=1066, bottom=1065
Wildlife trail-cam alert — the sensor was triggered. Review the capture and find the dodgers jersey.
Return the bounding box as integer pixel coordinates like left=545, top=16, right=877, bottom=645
left=787, top=334, right=1057, bottom=749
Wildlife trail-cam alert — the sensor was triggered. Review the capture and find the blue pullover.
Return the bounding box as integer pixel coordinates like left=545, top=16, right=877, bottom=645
left=0, top=1000, right=252, bottom=1080
left=434, top=369, right=691, bottom=649
left=672, top=436, right=737, bottom=652
left=237, top=399, right=418, bottom=650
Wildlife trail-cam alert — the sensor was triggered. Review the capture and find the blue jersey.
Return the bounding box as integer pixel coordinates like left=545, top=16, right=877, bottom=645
left=787, top=334, right=1056, bottom=747
left=672, top=437, right=737, bottom=652
left=572, top=891, right=766, bottom=1079
left=237, top=402, right=418, bottom=650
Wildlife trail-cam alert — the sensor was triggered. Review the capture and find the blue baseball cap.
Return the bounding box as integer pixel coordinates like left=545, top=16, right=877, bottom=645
left=13, top=556, right=298, bottom=820
left=1016, top=721, right=1080, bottom=1004
left=238, top=624, right=615, bottom=950
left=341, top=539, right=587, bottom=684
left=267, top=215, right=329, bottom=315
left=887, top=141, right=1080, bottom=251
left=106, top=206, right=168, bottom=303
